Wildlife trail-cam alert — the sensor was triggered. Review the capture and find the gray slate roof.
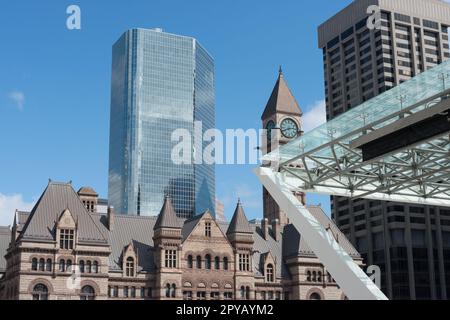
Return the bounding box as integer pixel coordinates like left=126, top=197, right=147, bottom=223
left=92, top=214, right=156, bottom=272
left=261, top=71, right=303, bottom=120
left=227, top=200, right=253, bottom=235
left=1, top=182, right=359, bottom=278
left=0, top=226, right=11, bottom=272
left=153, top=196, right=181, bottom=230
left=19, top=182, right=109, bottom=245
left=15, top=211, right=30, bottom=233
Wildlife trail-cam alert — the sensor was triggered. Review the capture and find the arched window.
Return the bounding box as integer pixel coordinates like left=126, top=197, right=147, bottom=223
left=126, top=257, right=134, bottom=277
left=31, top=258, right=38, bottom=271
left=59, top=259, right=65, bottom=272
left=214, top=257, right=220, bottom=270
left=309, top=292, right=322, bottom=300
left=317, top=271, right=322, bottom=282
left=38, top=258, right=45, bottom=271
left=312, top=271, right=317, bottom=282
left=266, top=264, right=274, bottom=282
left=306, top=270, right=312, bottom=282
left=32, top=284, right=49, bottom=300
left=93, top=261, right=99, bottom=273
left=240, top=286, right=245, bottom=299
left=196, top=255, right=201, bottom=269
left=80, top=285, right=95, bottom=300
left=165, top=284, right=170, bottom=298
left=205, top=254, right=211, bottom=269
left=86, top=260, right=92, bottom=273
left=187, top=255, right=193, bottom=269
left=46, top=259, right=52, bottom=272
left=66, top=260, right=72, bottom=272
left=79, top=260, right=85, bottom=273
left=171, top=284, right=176, bottom=298
left=223, top=257, right=229, bottom=270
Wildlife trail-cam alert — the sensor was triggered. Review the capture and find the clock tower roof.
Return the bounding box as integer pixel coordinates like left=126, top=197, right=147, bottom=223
left=261, top=68, right=303, bottom=120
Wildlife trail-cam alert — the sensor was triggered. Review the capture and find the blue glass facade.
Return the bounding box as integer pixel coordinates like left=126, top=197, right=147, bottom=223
left=108, top=28, right=215, bottom=218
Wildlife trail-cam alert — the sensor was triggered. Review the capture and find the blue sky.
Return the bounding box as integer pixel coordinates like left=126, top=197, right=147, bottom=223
left=0, top=0, right=356, bottom=224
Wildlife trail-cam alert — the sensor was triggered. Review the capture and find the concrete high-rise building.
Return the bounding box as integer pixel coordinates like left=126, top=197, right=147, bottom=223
left=318, top=0, right=450, bottom=299
left=108, top=28, right=215, bottom=219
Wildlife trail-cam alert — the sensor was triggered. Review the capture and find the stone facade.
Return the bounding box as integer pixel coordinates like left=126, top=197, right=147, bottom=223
left=0, top=182, right=362, bottom=301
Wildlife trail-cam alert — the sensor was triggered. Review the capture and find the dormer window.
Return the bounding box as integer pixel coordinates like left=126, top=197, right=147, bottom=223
left=266, top=264, right=274, bottom=282
left=59, top=229, right=74, bottom=250
left=126, top=257, right=135, bottom=277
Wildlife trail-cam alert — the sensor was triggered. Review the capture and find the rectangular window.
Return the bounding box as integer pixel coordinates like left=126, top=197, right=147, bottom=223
left=124, top=286, right=129, bottom=298
left=423, top=19, right=439, bottom=30
left=59, top=229, right=74, bottom=250
left=205, top=222, right=211, bottom=237
left=239, top=254, right=250, bottom=271
left=165, top=250, right=177, bottom=268
left=394, top=13, right=411, bottom=23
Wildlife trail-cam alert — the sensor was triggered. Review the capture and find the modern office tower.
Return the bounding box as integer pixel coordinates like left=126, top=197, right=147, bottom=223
left=108, top=28, right=215, bottom=219
left=318, top=0, right=450, bottom=299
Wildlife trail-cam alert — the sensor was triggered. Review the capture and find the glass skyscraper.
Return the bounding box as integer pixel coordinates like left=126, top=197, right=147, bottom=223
left=108, top=28, right=215, bottom=218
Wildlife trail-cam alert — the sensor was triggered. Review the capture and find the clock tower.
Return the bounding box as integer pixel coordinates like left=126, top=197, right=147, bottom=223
left=261, top=67, right=305, bottom=226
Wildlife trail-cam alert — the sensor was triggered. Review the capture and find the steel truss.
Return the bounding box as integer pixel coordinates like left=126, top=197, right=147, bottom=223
left=274, top=89, right=450, bottom=206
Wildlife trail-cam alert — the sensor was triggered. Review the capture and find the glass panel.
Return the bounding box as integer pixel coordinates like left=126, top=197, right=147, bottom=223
left=265, top=60, right=450, bottom=163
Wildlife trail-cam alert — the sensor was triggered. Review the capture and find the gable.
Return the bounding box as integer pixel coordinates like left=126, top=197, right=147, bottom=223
left=57, top=209, right=76, bottom=229
left=182, top=212, right=234, bottom=252
left=19, top=182, right=108, bottom=245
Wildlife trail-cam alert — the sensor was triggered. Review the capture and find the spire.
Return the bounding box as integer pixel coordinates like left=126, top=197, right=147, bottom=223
left=153, top=196, right=181, bottom=230
left=261, top=68, right=303, bottom=120
left=227, top=200, right=253, bottom=235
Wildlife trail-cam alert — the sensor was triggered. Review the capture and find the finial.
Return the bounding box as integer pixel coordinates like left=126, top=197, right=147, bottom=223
left=279, top=65, right=283, bottom=75
left=237, top=198, right=241, bottom=205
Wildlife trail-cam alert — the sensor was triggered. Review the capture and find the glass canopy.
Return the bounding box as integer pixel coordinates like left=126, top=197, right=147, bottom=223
left=264, top=59, right=450, bottom=164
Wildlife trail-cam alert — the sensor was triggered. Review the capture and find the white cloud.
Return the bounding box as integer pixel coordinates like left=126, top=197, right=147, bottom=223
left=8, top=90, right=25, bottom=111
left=302, top=99, right=326, bottom=132
left=0, top=193, right=35, bottom=227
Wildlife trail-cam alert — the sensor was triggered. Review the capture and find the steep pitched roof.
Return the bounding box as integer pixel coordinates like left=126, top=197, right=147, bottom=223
left=181, top=213, right=204, bottom=241
left=261, top=69, right=303, bottom=120
left=18, top=182, right=108, bottom=245
left=92, top=213, right=156, bottom=272
left=0, top=226, right=11, bottom=272
left=153, top=196, right=181, bottom=230
left=77, top=187, right=98, bottom=196
left=227, top=200, right=253, bottom=235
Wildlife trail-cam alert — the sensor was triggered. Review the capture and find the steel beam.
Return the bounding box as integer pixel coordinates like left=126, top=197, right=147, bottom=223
left=254, top=167, right=388, bottom=300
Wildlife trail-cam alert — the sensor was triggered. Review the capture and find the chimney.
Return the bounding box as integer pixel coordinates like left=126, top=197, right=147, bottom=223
left=107, top=206, right=115, bottom=231
left=261, top=218, right=269, bottom=240
left=271, top=219, right=280, bottom=241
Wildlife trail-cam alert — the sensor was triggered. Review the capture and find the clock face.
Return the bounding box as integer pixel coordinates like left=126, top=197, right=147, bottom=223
left=266, top=120, right=276, bottom=142
left=280, top=118, right=298, bottom=139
